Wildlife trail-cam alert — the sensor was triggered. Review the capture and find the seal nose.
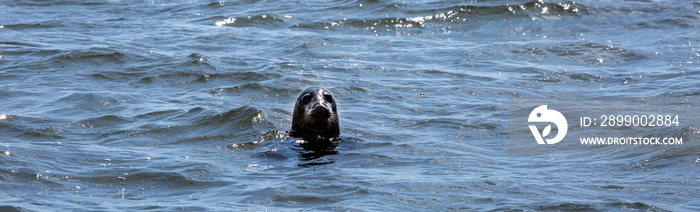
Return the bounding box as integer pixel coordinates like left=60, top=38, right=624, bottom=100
left=310, top=103, right=331, bottom=117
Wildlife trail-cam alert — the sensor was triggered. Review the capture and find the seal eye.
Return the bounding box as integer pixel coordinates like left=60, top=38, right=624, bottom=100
left=323, top=94, right=333, bottom=104
left=301, top=95, right=312, bottom=105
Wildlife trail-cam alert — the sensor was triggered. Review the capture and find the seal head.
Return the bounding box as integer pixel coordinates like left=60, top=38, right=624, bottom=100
left=291, top=86, right=340, bottom=148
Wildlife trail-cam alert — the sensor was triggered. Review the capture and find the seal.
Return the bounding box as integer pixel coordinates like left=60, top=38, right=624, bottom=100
left=291, top=86, right=340, bottom=150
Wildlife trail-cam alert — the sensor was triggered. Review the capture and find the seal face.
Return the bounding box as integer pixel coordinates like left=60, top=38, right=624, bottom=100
left=291, top=86, right=340, bottom=148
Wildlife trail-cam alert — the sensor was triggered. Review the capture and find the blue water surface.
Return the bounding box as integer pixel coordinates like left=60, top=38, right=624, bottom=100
left=1, top=0, right=699, bottom=210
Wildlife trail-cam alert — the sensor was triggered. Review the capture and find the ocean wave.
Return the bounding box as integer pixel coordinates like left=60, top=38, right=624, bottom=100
left=48, top=92, right=140, bottom=115
left=293, top=17, right=425, bottom=31
left=50, top=48, right=134, bottom=65
left=134, top=71, right=212, bottom=85
left=0, top=41, right=42, bottom=48
left=517, top=201, right=664, bottom=211
left=0, top=206, right=23, bottom=212
left=293, top=0, right=585, bottom=33
left=544, top=42, right=648, bottom=66
left=10, top=1, right=107, bottom=6
left=130, top=53, right=220, bottom=85
left=209, top=14, right=286, bottom=28
left=111, top=171, right=210, bottom=188
left=6, top=115, right=66, bottom=140
left=211, top=82, right=289, bottom=95
left=75, top=115, right=132, bottom=129
left=1, top=21, right=67, bottom=30
left=407, top=0, right=586, bottom=21
left=107, top=105, right=275, bottom=146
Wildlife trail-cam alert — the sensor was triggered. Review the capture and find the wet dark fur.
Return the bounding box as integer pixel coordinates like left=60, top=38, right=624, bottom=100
left=291, top=86, right=340, bottom=150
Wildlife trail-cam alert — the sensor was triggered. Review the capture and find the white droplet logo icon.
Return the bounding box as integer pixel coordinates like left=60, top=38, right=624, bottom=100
left=528, top=105, right=568, bottom=144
